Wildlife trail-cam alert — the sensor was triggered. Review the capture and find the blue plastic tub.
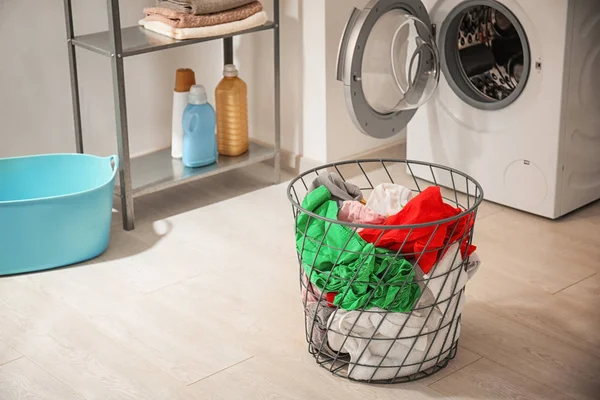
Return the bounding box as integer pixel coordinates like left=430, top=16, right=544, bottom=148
left=0, top=154, right=118, bottom=276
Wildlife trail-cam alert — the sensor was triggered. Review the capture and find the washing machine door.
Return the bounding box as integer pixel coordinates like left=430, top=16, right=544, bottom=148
left=337, top=0, right=439, bottom=139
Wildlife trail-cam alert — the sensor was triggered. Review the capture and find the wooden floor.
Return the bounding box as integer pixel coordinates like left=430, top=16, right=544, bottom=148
left=0, top=160, right=599, bottom=400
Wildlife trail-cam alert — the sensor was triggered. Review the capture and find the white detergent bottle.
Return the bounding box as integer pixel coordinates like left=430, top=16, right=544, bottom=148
left=171, top=68, right=196, bottom=159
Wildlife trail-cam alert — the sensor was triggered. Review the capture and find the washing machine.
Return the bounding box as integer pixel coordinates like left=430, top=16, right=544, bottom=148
left=336, top=0, right=600, bottom=218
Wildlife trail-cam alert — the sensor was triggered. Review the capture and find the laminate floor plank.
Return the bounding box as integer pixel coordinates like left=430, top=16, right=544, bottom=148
left=0, top=277, right=207, bottom=400
left=26, top=264, right=253, bottom=385
left=189, top=354, right=451, bottom=400
left=460, top=303, right=600, bottom=400
left=0, top=340, right=21, bottom=367
left=470, top=209, right=598, bottom=293
left=0, top=357, right=84, bottom=400
left=418, top=346, right=481, bottom=386
left=558, top=273, right=600, bottom=304
left=430, top=357, right=574, bottom=400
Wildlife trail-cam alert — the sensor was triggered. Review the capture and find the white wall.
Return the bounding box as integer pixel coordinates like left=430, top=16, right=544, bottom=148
left=0, top=0, right=225, bottom=158
left=244, top=0, right=329, bottom=165
left=0, top=0, right=400, bottom=165
left=324, top=0, right=402, bottom=162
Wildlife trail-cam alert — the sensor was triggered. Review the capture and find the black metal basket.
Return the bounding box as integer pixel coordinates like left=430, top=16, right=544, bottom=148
left=287, top=159, right=484, bottom=383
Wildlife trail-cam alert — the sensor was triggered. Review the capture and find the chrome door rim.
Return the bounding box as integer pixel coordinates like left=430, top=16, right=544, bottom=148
left=338, top=0, right=434, bottom=139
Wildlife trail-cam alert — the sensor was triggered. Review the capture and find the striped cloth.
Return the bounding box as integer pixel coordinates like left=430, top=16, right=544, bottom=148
left=155, top=0, right=255, bottom=15
left=145, top=1, right=262, bottom=29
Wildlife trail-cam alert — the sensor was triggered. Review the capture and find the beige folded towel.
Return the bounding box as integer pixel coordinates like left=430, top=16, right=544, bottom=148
left=144, top=1, right=262, bottom=29
left=139, top=11, right=268, bottom=40
left=156, top=0, right=254, bottom=15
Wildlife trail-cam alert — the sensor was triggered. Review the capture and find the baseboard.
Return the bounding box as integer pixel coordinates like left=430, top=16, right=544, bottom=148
left=338, top=137, right=406, bottom=161
left=274, top=150, right=322, bottom=174
left=277, top=148, right=300, bottom=172
left=256, top=136, right=407, bottom=175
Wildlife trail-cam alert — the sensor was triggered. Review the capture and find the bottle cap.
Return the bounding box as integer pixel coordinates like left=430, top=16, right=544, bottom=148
left=223, top=64, right=238, bottom=77
left=174, top=68, right=196, bottom=92
left=188, top=85, right=207, bottom=105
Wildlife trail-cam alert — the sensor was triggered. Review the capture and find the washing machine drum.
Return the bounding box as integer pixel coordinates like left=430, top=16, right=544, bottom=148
left=440, top=2, right=530, bottom=110
left=338, top=0, right=530, bottom=138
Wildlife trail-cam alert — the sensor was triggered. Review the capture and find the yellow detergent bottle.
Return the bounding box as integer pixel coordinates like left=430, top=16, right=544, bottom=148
left=215, top=64, right=249, bottom=156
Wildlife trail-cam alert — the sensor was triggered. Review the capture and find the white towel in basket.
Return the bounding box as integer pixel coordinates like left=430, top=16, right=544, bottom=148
left=465, top=252, right=481, bottom=279
left=365, top=183, right=414, bottom=216
left=327, top=296, right=464, bottom=380
left=326, top=243, right=473, bottom=380
left=416, top=243, right=473, bottom=320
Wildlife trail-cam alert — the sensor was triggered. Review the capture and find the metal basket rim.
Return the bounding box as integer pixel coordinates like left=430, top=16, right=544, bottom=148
left=287, top=158, right=485, bottom=230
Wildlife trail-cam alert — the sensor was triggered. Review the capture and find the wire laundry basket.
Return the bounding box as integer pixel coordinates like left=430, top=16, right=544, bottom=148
left=287, top=159, right=484, bottom=384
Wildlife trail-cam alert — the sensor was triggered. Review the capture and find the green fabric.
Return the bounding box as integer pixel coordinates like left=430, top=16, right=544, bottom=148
left=296, top=186, right=420, bottom=312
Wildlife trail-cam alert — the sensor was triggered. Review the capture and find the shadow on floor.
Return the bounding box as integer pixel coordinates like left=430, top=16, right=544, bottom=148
left=90, top=162, right=288, bottom=264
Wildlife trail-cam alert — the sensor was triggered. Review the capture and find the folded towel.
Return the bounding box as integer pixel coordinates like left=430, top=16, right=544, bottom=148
left=139, top=11, right=268, bottom=40
left=157, top=0, right=255, bottom=15
left=144, top=1, right=262, bottom=29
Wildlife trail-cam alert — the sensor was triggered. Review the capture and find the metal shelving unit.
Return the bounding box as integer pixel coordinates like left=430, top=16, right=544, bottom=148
left=62, top=0, right=281, bottom=231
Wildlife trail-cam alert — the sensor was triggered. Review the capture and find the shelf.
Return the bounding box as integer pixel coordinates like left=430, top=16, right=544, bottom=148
left=116, top=141, right=276, bottom=197
left=63, top=0, right=280, bottom=229
left=72, top=22, right=276, bottom=58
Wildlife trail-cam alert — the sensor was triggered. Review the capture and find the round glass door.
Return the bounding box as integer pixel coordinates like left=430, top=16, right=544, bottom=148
left=337, top=0, right=439, bottom=139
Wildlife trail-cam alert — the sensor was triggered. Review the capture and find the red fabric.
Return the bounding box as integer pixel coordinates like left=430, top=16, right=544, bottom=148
left=325, top=292, right=337, bottom=307
left=359, top=186, right=476, bottom=273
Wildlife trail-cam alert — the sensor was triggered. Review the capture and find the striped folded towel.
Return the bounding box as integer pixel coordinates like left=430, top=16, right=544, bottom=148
left=139, top=11, right=268, bottom=40
left=156, top=0, right=254, bottom=15
left=144, top=1, right=262, bottom=29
